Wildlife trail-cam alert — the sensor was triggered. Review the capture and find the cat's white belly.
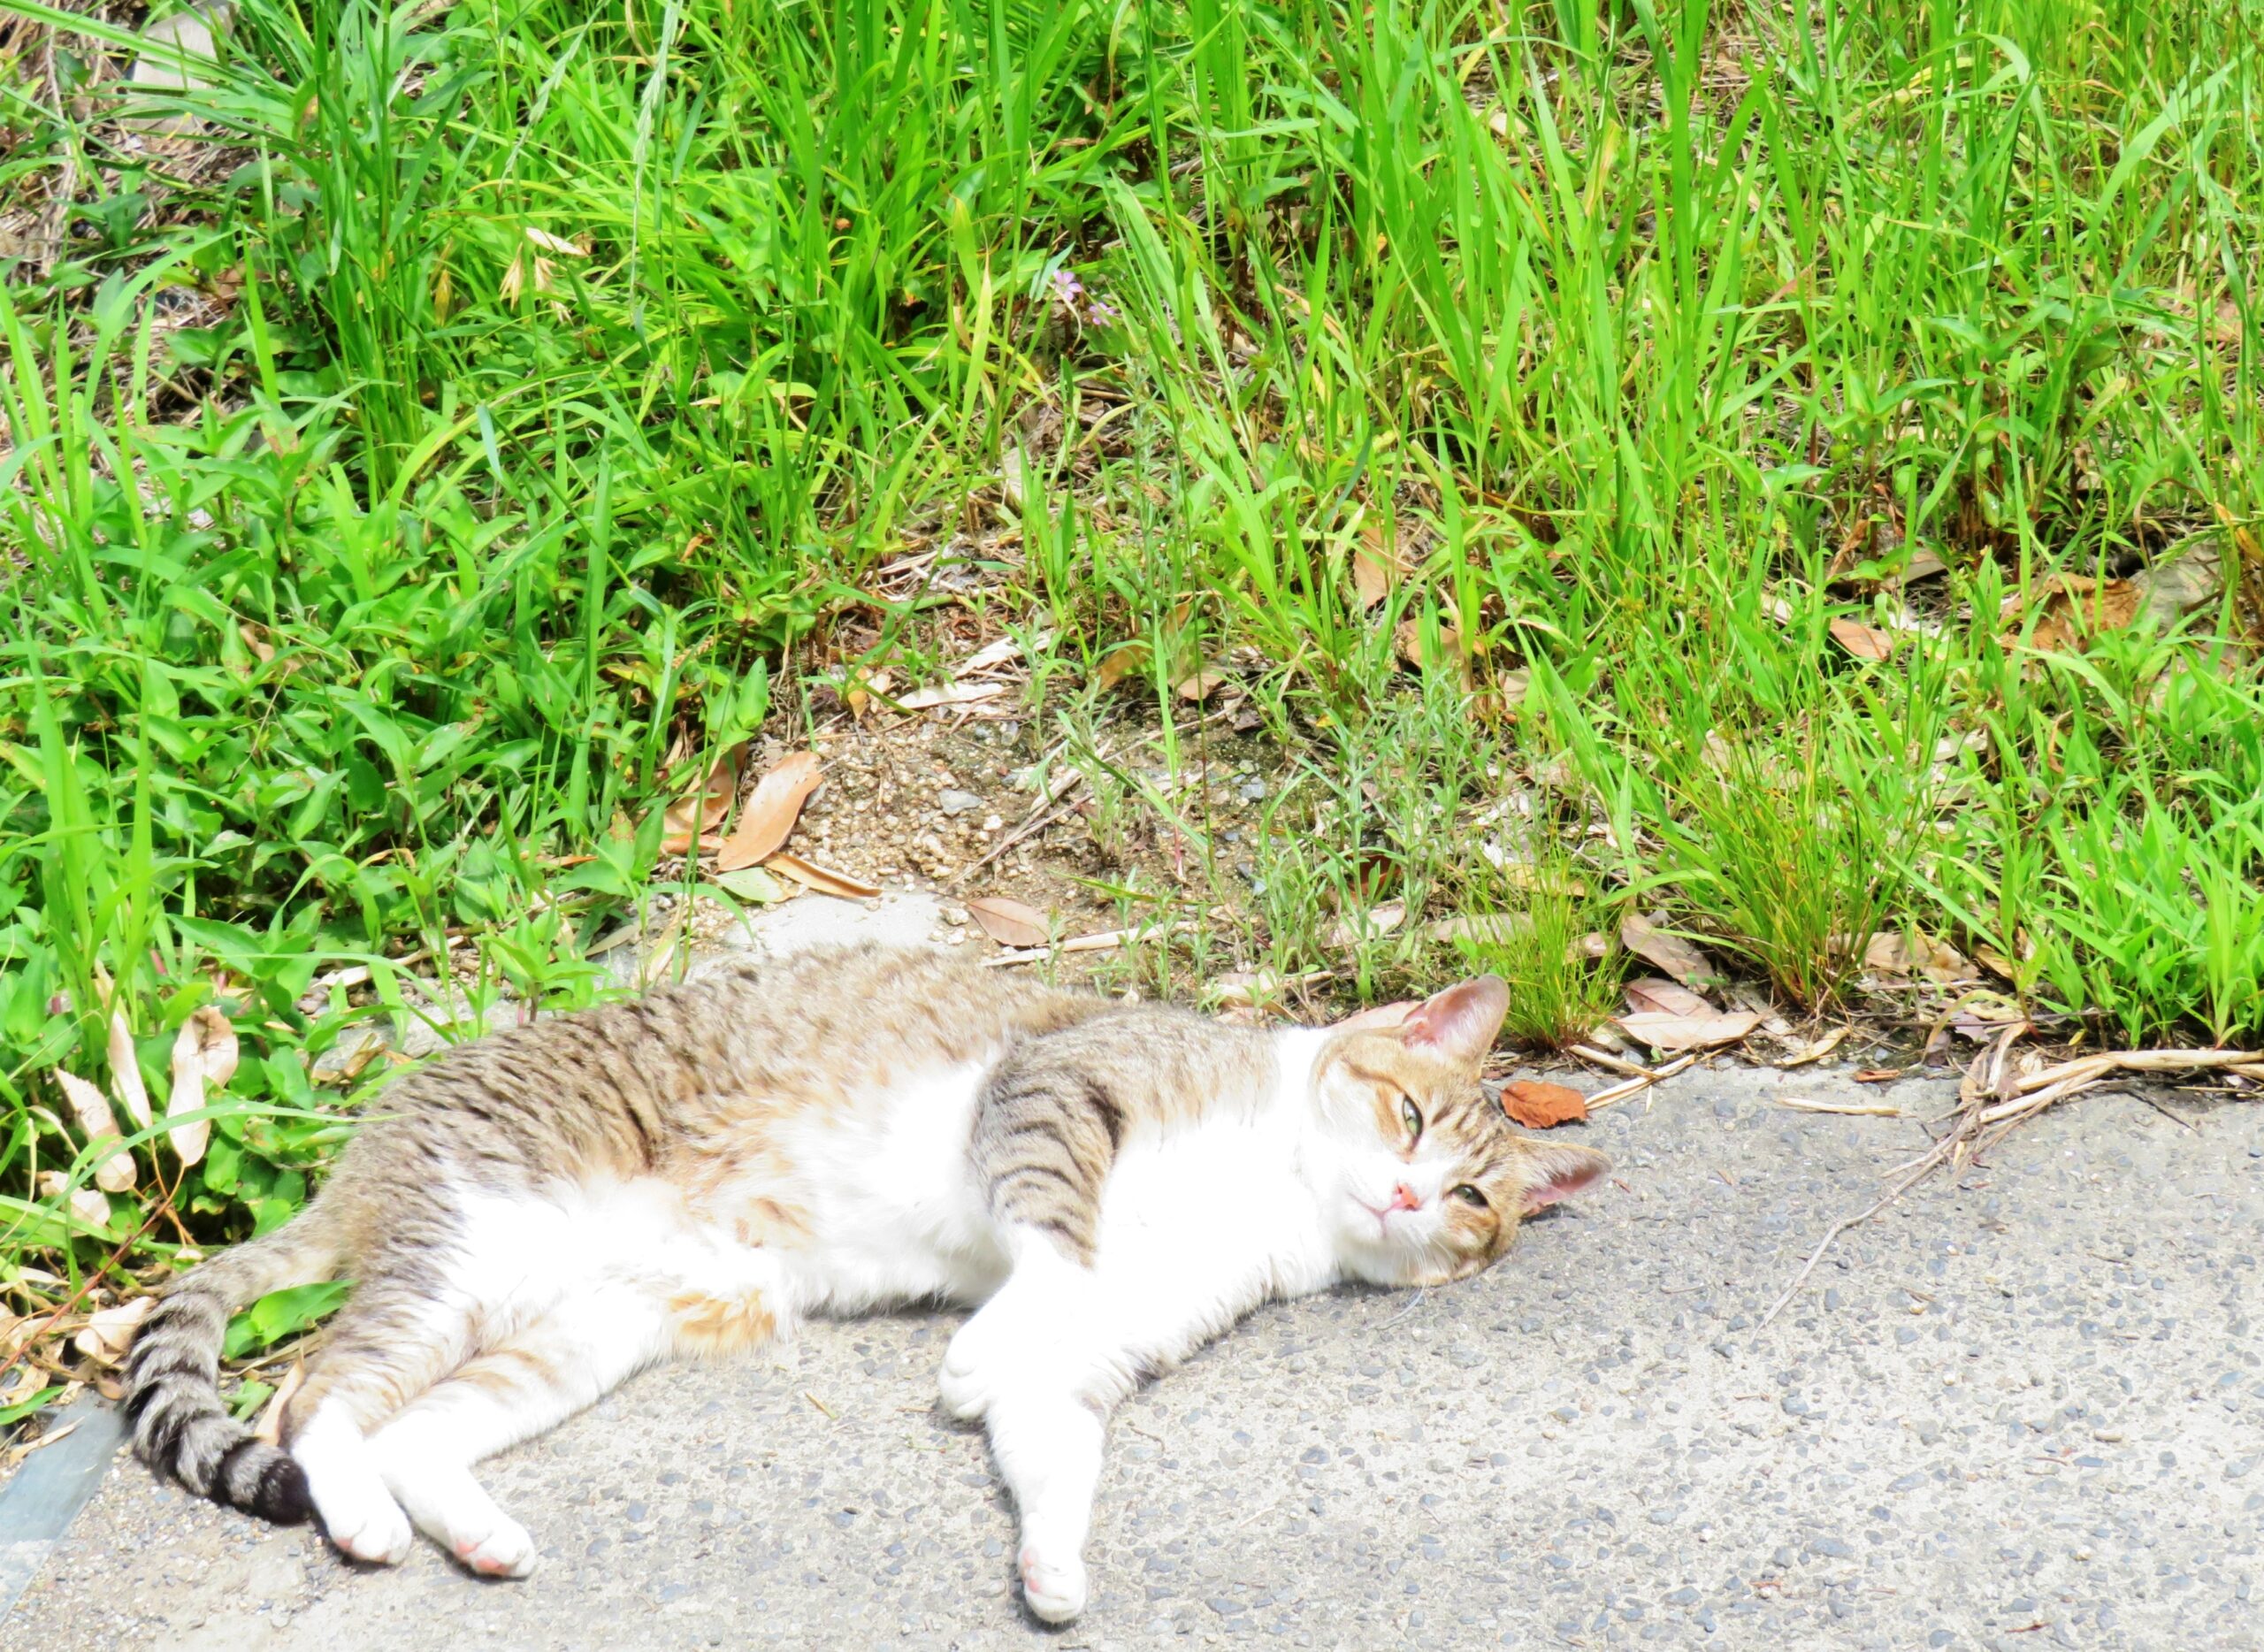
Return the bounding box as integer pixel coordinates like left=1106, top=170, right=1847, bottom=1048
left=775, top=1057, right=1010, bottom=1317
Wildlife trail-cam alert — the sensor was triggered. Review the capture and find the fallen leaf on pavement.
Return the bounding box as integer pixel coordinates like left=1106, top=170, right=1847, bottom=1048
left=166, top=1006, right=239, bottom=1168
left=1850, top=1067, right=1903, bottom=1083
left=716, top=751, right=822, bottom=871
left=1619, top=915, right=1712, bottom=986
left=659, top=746, right=742, bottom=855
left=1613, top=1009, right=1763, bottom=1053
left=967, top=896, right=1051, bottom=949
left=1500, top=1080, right=1589, bottom=1129
left=54, top=1071, right=135, bottom=1193
left=765, top=851, right=881, bottom=899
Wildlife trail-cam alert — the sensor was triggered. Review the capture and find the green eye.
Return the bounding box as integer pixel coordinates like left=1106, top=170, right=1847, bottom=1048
left=1400, top=1097, right=1423, bottom=1138
left=1452, top=1184, right=1488, bottom=1208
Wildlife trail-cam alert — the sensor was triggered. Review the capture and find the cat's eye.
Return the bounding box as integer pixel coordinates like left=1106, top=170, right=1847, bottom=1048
left=1399, top=1097, right=1423, bottom=1139
left=1452, top=1184, right=1488, bottom=1208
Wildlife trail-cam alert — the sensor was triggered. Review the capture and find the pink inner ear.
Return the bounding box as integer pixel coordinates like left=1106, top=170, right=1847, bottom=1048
left=1401, top=977, right=1510, bottom=1064
left=1520, top=1159, right=1606, bottom=1216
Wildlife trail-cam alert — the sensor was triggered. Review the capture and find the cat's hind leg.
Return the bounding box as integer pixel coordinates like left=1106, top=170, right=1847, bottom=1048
left=371, top=1288, right=674, bottom=1578
left=287, top=1287, right=480, bottom=1566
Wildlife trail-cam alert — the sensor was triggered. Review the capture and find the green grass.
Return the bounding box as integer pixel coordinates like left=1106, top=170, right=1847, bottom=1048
left=1, top=0, right=2260, bottom=1396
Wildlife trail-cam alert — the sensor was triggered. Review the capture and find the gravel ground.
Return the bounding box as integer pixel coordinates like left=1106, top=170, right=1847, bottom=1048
left=7, top=1053, right=2259, bottom=1652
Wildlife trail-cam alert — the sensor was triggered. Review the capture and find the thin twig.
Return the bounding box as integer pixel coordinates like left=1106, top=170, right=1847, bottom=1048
left=1585, top=1053, right=1698, bottom=1110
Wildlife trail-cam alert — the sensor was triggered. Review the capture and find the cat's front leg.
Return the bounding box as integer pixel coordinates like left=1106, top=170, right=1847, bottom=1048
left=983, top=1380, right=1103, bottom=1622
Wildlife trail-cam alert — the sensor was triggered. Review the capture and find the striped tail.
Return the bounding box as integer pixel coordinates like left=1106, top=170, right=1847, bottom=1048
left=123, top=1207, right=343, bottom=1524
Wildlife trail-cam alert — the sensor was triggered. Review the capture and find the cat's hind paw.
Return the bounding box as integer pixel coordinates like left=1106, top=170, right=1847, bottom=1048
left=1019, top=1542, right=1089, bottom=1624
left=322, top=1487, right=414, bottom=1567
left=452, top=1516, right=539, bottom=1579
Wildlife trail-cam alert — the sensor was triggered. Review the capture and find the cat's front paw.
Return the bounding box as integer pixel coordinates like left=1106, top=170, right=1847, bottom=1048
left=939, top=1314, right=1006, bottom=1420
left=1019, top=1541, right=1089, bottom=1623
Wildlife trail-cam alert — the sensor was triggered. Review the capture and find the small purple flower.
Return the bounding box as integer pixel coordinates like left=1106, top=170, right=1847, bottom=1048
left=1051, top=269, right=1084, bottom=308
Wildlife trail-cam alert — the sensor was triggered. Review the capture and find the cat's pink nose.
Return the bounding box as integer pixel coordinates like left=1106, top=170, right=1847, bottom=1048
left=1389, top=1183, right=1421, bottom=1212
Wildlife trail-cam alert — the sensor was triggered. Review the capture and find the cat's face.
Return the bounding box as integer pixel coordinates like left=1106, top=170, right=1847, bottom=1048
left=1310, top=979, right=1610, bottom=1288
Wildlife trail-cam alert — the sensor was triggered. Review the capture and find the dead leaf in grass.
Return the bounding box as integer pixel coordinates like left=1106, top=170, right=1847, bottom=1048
left=1972, top=943, right=2018, bottom=981
left=107, top=1012, right=151, bottom=1130
left=896, top=682, right=1006, bottom=712
left=1613, top=1009, right=1762, bottom=1053
left=1887, top=547, right=1948, bottom=588
left=73, top=1297, right=153, bottom=1367
left=845, top=667, right=892, bottom=720
left=54, top=1071, right=135, bottom=1193
left=1777, top=1026, right=1852, bottom=1067
left=1624, top=977, right=1714, bottom=1018
left=254, top=1361, right=305, bottom=1447
left=1828, top=616, right=1898, bottom=660
left=166, top=1006, right=238, bottom=1168
left=765, top=852, right=880, bottom=900
left=2002, top=574, right=2141, bottom=653
left=967, top=896, right=1051, bottom=949
left=1862, top=930, right=1977, bottom=985
left=1096, top=642, right=1150, bottom=691
left=1353, top=520, right=1411, bottom=611
left=1618, top=914, right=1712, bottom=986
left=36, top=1172, right=111, bottom=1230
left=1426, top=913, right=1530, bottom=947
left=1394, top=618, right=1468, bottom=674
left=716, top=752, right=822, bottom=871
left=1327, top=900, right=1406, bottom=949
left=658, top=746, right=742, bottom=855
left=1500, top=1080, right=1588, bottom=1129
left=1174, top=669, right=1228, bottom=703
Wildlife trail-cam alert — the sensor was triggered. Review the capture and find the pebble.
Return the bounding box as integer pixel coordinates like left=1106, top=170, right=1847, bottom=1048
left=937, top=790, right=982, bottom=815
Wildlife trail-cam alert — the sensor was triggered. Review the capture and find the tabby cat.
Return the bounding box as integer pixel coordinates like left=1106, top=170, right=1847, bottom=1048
left=125, top=944, right=1607, bottom=1623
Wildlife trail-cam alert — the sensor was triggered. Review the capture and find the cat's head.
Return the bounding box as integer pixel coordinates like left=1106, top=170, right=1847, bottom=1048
left=1308, top=978, right=1610, bottom=1288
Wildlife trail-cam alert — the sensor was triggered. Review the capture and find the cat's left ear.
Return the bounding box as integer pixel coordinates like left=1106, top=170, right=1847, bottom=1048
left=1508, top=1143, right=1610, bottom=1217
left=1398, top=976, right=1510, bottom=1066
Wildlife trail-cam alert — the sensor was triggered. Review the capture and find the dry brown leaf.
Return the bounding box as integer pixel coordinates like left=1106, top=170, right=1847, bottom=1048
left=1394, top=617, right=1468, bottom=672
left=54, top=1070, right=135, bottom=1193
left=1973, top=944, right=2018, bottom=982
left=1174, top=669, right=1228, bottom=703
left=73, top=1296, right=153, bottom=1367
left=1613, top=1009, right=1762, bottom=1053
left=1624, top=977, right=1714, bottom=1018
left=254, top=1361, right=305, bottom=1446
left=658, top=746, right=742, bottom=855
left=764, top=851, right=881, bottom=900
left=1500, top=1080, right=1589, bottom=1130
left=238, top=621, right=276, bottom=663
left=1777, top=1026, right=1852, bottom=1068
left=1352, top=519, right=1411, bottom=611
left=716, top=752, right=822, bottom=872
left=1618, top=915, right=1712, bottom=986
left=1862, top=930, right=1978, bottom=985
left=966, top=896, right=1051, bottom=949
left=957, top=632, right=1045, bottom=677
left=1887, top=547, right=1948, bottom=588
left=1095, top=642, right=1150, bottom=692
left=36, top=1172, right=111, bottom=1230
left=1327, top=900, right=1406, bottom=950
left=166, top=1006, right=239, bottom=1168
left=1426, top=913, right=1531, bottom=947
left=107, top=1012, right=152, bottom=1130
left=1828, top=616, right=1898, bottom=661
left=1850, top=1067, right=1904, bottom=1083
left=2003, top=574, right=2142, bottom=653
left=895, top=682, right=1006, bottom=712
left=845, top=667, right=892, bottom=721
